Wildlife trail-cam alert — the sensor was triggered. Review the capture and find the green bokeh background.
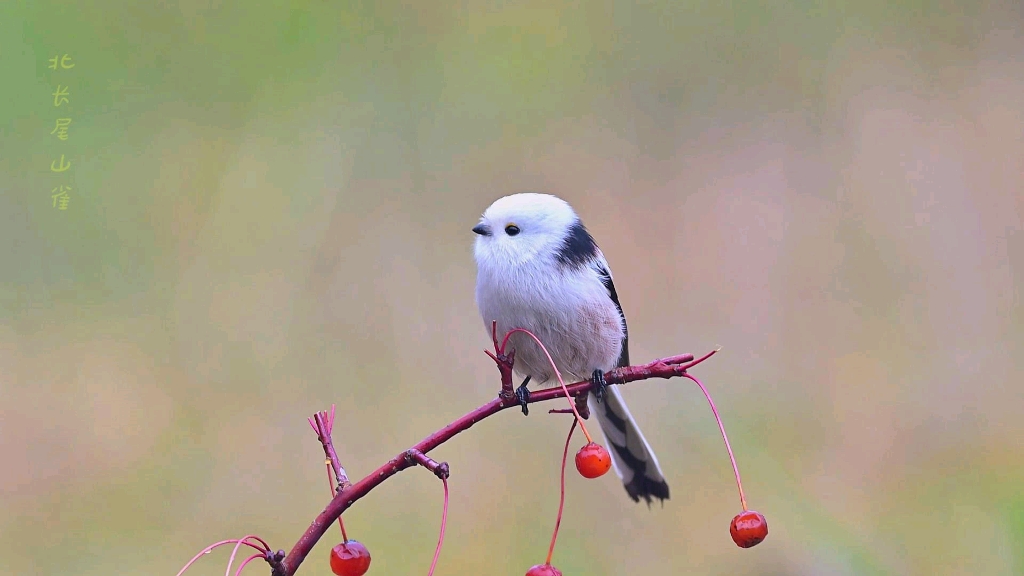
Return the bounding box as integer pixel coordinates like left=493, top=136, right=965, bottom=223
left=3, top=1, right=1022, bottom=575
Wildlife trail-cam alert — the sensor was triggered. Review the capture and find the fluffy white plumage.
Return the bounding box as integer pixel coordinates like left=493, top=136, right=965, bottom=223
left=472, top=193, right=670, bottom=504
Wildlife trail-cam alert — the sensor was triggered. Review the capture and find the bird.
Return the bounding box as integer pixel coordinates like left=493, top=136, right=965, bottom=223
left=472, top=192, right=669, bottom=504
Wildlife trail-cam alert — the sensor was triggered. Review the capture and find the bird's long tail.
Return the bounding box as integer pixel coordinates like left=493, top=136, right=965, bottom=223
left=589, top=386, right=670, bottom=504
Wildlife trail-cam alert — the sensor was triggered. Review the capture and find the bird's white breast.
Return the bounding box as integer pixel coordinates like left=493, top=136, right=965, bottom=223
left=476, top=261, right=624, bottom=383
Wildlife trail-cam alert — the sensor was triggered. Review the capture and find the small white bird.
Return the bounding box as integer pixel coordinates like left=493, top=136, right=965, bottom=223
left=472, top=193, right=669, bottom=504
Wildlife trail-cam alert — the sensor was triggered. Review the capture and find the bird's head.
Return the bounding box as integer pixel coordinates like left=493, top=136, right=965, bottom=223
left=472, top=193, right=595, bottom=271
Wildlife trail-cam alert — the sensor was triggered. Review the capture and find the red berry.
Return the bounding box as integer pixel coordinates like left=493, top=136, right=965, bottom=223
left=329, top=540, right=371, bottom=576
left=730, top=510, right=768, bottom=548
left=525, top=563, right=563, bottom=576
left=575, top=442, right=612, bottom=478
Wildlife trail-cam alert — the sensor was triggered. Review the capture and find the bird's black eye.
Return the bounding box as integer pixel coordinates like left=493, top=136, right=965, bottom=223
left=504, top=224, right=520, bottom=236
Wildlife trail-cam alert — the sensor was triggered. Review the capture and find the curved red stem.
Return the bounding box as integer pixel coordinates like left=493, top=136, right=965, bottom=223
left=427, top=477, right=449, bottom=576
left=326, top=463, right=349, bottom=541
left=500, top=328, right=594, bottom=443
left=175, top=537, right=269, bottom=576
left=546, top=418, right=577, bottom=565
left=234, top=553, right=265, bottom=576
left=683, top=373, right=748, bottom=511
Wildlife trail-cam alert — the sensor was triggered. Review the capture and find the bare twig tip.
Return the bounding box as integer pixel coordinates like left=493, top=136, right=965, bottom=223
left=436, top=462, right=451, bottom=480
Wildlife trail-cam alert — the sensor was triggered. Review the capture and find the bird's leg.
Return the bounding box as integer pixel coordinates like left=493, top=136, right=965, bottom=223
left=516, top=376, right=532, bottom=416
left=591, top=369, right=607, bottom=402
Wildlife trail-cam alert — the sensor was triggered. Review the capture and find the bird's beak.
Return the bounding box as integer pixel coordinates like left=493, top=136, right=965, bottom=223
left=472, top=223, right=491, bottom=236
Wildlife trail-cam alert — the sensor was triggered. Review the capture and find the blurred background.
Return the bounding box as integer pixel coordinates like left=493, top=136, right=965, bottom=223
left=2, top=1, right=1022, bottom=575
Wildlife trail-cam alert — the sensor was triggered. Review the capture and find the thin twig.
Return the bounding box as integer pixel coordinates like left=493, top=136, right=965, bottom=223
left=310, top=407, right=350, bottom=492
left=407, top=449, right=451, bottom=479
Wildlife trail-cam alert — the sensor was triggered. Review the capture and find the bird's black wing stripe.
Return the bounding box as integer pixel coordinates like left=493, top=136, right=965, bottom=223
left=597, top=263, right=629, bottom=368
left=555, top=220, right=599, bottom=269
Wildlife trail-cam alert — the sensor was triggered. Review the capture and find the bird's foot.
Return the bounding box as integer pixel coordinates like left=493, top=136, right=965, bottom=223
left=591, top=369, right=607, bottom=402
left=516, top=376, right=532, bottom=415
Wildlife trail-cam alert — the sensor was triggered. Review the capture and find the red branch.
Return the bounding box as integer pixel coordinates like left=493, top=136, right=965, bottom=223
left=271, top=348, right=715, bottom=576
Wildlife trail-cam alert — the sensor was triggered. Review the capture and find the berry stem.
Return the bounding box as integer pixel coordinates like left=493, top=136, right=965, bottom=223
left=225, top=536, right=255, bottom=576
left=499, top=328, right=594, bottom=443
left=683, top=373, right=748, bottom=512
left=427, top=477, right=449, bottom=576
left=175, top=537, right=270, bottom=576
left=326, top=464, right=349, bottom=541
left=546, top=418, right=577, bottom=565
left=234, top=553, right=265, bottom=576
